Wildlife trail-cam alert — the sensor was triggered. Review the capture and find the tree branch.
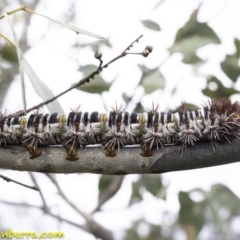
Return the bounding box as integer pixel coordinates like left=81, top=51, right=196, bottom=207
left=0, top=173, right=39, bottom=191
left=1, top=139, right=240, bottom=174
left=45, top=173, right=114, bottom=240
left=0, top=200, right=88, bottom=231
left=12, top=34, right=144, bottom=116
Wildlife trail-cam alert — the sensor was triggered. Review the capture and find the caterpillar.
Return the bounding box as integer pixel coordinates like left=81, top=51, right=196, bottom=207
left=0, top=98, right=240, bottom=160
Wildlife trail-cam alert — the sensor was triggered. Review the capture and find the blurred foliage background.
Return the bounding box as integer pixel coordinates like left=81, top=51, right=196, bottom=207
left=1, top=0, right=240, bottom=239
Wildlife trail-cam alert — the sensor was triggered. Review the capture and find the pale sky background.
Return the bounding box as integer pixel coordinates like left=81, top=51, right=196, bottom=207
left=1, top=0, right=240, bottom=239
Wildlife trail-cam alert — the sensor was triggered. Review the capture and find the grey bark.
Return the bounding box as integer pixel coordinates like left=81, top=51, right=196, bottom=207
left=0, top=139, right=239, bottom=174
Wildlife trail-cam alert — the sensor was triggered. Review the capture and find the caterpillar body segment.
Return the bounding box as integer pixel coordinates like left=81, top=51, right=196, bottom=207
left=1, top=99, right=240, bottom=160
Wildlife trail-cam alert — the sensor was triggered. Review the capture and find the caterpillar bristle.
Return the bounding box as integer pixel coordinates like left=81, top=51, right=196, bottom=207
left=2, top=98, right=240, bottom=159
left=111, top=102, right=124, bottom=115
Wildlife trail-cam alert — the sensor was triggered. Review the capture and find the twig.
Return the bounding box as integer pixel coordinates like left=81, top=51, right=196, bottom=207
left=29, top=172, right=48, bottom=209
left=12, top=34, right=144, bottom=116
left=92, top=176, right=124, bottom=213
left=0, top=200, right=87, bottom=231
left=122, top=35, right=143, bottom=53
left=0, top=5, right=27, bottom=20
left=0, top=173, right=39, bottom=191
left=0, top=199, right=114, bottom=239
left=45, top=173, right=114, bottom=240
left=45, top=173, right=90, bottom=220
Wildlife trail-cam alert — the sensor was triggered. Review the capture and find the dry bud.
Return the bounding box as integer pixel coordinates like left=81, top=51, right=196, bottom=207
left=142, top=49, right=149, bottom=57
left=94, top=51, right=102, bottom=59
left=145, top=45, right=153, bottom=53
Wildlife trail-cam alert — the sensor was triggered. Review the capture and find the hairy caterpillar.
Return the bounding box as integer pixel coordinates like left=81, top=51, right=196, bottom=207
left=0, top=98, right=240, bottom=160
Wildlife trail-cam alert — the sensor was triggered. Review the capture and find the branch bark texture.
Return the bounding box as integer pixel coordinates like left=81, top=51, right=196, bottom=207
left=0, top=139, right=239, bottom=174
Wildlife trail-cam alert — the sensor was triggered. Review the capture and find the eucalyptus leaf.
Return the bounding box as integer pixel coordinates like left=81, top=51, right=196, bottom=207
left=171, top=102, right=200, bottom=112
left=125, top=220, right=145, bottom=240
left=77, top=39, right=112, bottom=51
left=202, top=76, right=240, bottom=98
left=0, top=80, right=12, bottom=108
left=154, top=0, right=165, bottom=10
left=194, top=184, right=240, bottom=238
left=76, top=75, right=111, bottom=94
left=137, top=64, right=153, bottom=74
left=4, top=13, right=26, bottom=112
left=23, top=56, right=64, bottom=114
left=129, top=175, right=165, bottom=206
left=77, top=64, right=111, bottom=94
left=134, top=102, right=144, bottom=113
left=122, top=92, right=130, bottom=103
left=141, top=69, right=165, bottom=94
left=141, top=175, right=165, bottom=199
left=129, top=179, right=142, bottom=205
left=78, top=64, right=98, bottom=73
left=169, top=9, right=220, bottom=64
left=221, top=39, right=240, bottom=82
left=98, top=175, right=113, bottom=201
left=141, top=20, right=161, bottom=31
left=182, top=53, right=202, bottom=64
left=210, top=184, right=240, bottom=214
left=178, top=191, right=205, bottom=237
left=28, top=9, right=105, bottom=39
left=1, top=45, right=18, bottom=63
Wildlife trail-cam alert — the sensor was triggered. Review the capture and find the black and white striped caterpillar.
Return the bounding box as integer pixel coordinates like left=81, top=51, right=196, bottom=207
left=0, top=98, right=240, bottom=160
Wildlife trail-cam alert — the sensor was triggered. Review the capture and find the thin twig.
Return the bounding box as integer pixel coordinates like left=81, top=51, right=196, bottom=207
left=12, top=34, right=144, bottom=116
left=0, top=200, right=87, bottom=231
left=0, top=5, right=27, bottom=20
left=121, top=34, right=143, bottom=53
left=92, top=176, right=124, bottom=213
left=29, top=172, right=48, bottom=209
left=125, top=53, right=170, bottom=111
left=45, top=173, right=114, bottom=240
left=0, top=173, right=39, bottom=191
left=45, top=174, right=90, bottom=220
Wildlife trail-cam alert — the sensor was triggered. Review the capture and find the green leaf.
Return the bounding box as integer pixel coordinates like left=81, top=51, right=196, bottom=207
left=78, top=64, right=97, bottom=73
left=169, top=9, right=220, bottom=64
left=29, top=9, right=105, bottom=39
left=23, top=57, right=64, bottom=114
left=126, top=220, right=163, bottom=240
left=122, top=92, right=130, bottom=103
left=5, top=13, right=26, bottom=112
left=1, top=45, right=18, bottom=63
left=125, top=220, right=144, bottom=240
left=134, top=102, right=144, bottom=113
left=202, top=76, right=240, bottom=98
left=141, top=175, right=166, bottom=199
left=205, top=184, right=234, bottom=238
left=154, top=0, right=165, bottom=10
left=221, top=39, right=240, bottom=82
left=76, top=76, right=111, bottom=94
left=129, top=179, right=143, bottom=205
left=0, top=80, right=12, bottom=108
left=98, top=175, right=113, bottom=201
left=210, top=184, right=240, bottom=214
left=77, top=39, right=112, bottom=51
left=141, top=69, right=165, bottom=94
left=171, top=102, right=200, bottom=113
left=77, top=64, right=111, bottom=94
left=178, top=191, right=205, bottom=237
left=182, top=53, right=203, bottom=64
left=129, top=175, right=165, bottom=206
left=141, top=20, right=161, bottom=31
